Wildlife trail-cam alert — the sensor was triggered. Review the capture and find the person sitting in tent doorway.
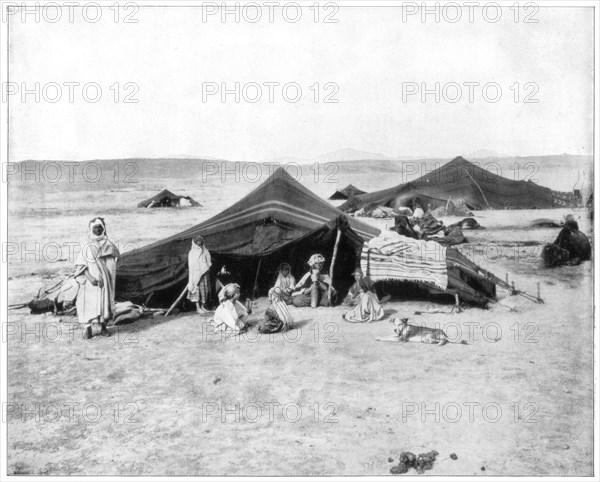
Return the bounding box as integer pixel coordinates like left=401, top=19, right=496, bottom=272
left=273, top=262, right=296, bottom=304
left=258, top=287, right=293, bottom=334
left=412, top=203, right=425, bottom=218
left=74, top=217, right=120, bottom=339
left=211, top=283, right=249, bottom=336
left=291, top=254, right=336, bottom=307
left=187, top=235, right=211, bottom=314
left=342, top=268, right=364, bottom=306
left=343, top=277, right=385, bottom=323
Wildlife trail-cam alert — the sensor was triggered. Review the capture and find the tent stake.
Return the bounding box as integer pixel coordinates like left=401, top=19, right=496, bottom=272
left=165, top=285, right=188, bottom=317
left=454, top=293, right=462, bottom=313
left=328, top=226, right=343, bottom=306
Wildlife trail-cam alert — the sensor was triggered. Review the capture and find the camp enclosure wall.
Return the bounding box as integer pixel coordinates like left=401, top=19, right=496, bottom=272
left=116, top=168, right=379, bottom=307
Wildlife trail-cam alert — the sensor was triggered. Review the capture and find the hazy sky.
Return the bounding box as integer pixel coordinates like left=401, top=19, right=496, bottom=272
left=7, top=4, right=595, bottom=162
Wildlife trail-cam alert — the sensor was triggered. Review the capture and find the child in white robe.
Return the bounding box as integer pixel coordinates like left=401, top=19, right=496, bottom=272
left=343, top=278, right=384, bottom=323
left=211, top=283, right=248, bottom=336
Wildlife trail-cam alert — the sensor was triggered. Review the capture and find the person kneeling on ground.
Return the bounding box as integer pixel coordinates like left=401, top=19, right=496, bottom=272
left=258, top=287, right=293, bottom=334
left=343, top=268, right=364, bottom=306
left=187, top=235, right=212, bottom=313
left=211, top=283, right=249, bottom=335
left=273, top=262, right=296, bottom=304
left=292, top=254, right=336, bottom=307
left=343, top=277, right=384, bottom=323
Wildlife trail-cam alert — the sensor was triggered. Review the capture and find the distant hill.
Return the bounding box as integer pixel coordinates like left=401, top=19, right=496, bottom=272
left=467, top=149, right=508, bottom=159
left=9, top=154, right=593, bottom=195
left=266, top=147, right=395, bottom=165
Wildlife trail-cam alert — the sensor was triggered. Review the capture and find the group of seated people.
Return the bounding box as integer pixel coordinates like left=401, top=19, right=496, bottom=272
left=208, top=253, right=386, bottom=337
left=393, top=210, right=477, bottom=247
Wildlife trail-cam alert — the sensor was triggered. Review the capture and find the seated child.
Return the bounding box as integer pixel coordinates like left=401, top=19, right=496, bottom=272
left=258, top=287, right=293, bottom=334
left=211, top=283, right=248, bottom=335
left=343, top=278, right=385, bottom=323
left=342, top=268, right=364, bottom=306
left=273, top=262, right=296, bottom=304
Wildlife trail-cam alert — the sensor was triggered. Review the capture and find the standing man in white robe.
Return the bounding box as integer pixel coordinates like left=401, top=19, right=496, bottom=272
left=75, top=217, right=120, bottom=339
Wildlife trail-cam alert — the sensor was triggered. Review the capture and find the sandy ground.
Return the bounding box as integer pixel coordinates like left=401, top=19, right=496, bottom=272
left=5, top=183, right=594, bottom=476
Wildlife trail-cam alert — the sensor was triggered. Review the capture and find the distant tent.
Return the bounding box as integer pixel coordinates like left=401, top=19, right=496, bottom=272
left=116, top=167, right=498, bottom=308
left=329, top=184, right=367, bottom=200
left=137, top=189, right=201, bottom=208
left=551, top=190, right=582, bottom=208
left=340, top=156, right=554, bottom=213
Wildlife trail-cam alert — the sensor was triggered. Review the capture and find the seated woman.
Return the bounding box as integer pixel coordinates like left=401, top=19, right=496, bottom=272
left=211, top=283, right=249, bottom=335
left=292, top=254, right=336, bottom=307
left=342, top=268, right=364, bottom=306
left=258, top=287, right=294, bottom=334
left=273, top=262, right=296, bottom=304
left=343, top=278, right=385, bottom=323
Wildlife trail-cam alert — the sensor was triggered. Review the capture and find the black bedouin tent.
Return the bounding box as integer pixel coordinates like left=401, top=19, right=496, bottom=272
left=137, top=189, right=202, bottom=208
left=329, top=184, right=366, bottom=201
left=340, top=156, right=554, bottom=213
left=116, top=167, right=497, bottom=307
left=118, top=168, right=379, bottom=306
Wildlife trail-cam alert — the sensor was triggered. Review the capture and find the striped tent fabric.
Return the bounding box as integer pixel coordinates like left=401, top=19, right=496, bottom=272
left=361, top=232, right=448, bottom=290
left=360, top=231, right=497, bottom=306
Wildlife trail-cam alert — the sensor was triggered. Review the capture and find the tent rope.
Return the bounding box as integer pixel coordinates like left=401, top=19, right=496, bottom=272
left=463, top=167, right=490, bottom=209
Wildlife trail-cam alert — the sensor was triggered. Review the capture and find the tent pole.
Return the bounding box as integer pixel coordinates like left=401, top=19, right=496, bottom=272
left=328, top=226, right=343, bottom=306
left=249, top=258, right=263, bottom=313
left=445, top=196, right=451, bottom=215
left=165, top=285, right=188, bottom=317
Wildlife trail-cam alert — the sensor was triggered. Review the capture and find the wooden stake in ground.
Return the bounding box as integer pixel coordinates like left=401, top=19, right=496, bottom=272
left=310, top=272, right=320, bottom=308
left=165, top=285, right=189, bottom=317
left=328, top=226, right=343, bottom=306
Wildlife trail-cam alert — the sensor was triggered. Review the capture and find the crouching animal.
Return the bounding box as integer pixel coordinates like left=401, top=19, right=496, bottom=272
left=376, top=318, right=469, bottom=346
